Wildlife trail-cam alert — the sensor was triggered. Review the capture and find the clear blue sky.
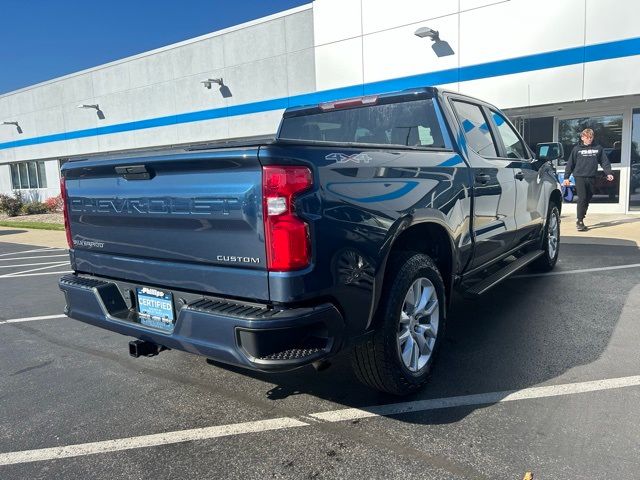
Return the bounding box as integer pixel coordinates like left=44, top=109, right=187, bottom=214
left=1, top=0, right=309, bottom=94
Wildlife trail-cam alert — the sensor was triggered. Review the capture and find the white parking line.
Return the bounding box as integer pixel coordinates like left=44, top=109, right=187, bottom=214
left=0, top=261, right=71, bottom=269
left=0, top=254, right=68, bottom=262
left=309, top=375, right=640, bottom=422
left=0, top=418, right=308, bottom=466
left=514, top=263, right=640, bottom=279
left=0, top=314, right=67, bottom=325
left=0, top=270, right=73, bottom=279
left=0, top=375, right=639, bottom=466
left=0, top=262, right=69, bottom=277
left=0, top=247, right=64, bottom=257
left=0, top=262, right=69, bottom=278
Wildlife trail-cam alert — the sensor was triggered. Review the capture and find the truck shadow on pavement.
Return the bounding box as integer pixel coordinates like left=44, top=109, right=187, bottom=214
left=212, top=240, right=640, bottom=424
left=0, top=229, right=27, bottom=236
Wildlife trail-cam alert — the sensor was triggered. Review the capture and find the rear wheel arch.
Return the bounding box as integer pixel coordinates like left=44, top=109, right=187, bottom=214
left=352, top=251, right=447, bottom=394
left=372, top=220, right=455, bottom=327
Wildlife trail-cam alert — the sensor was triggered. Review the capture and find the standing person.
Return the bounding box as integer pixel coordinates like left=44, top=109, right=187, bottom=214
left=563, top=128, right=614, bottom=231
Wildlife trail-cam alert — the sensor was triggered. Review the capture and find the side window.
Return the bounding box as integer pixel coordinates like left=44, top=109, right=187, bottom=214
left=451, top=101, right=498, bottom=157
left=490, top=110, right=529, bottom=159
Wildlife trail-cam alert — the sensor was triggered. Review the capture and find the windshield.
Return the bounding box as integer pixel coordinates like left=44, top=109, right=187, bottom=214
left=278, top=99, right=447, bottom=149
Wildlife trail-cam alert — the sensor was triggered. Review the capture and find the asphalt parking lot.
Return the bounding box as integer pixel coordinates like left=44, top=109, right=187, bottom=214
left=1, top=237, right=640, bottom=479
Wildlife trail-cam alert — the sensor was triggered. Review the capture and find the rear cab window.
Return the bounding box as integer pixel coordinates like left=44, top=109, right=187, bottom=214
left=278, top=97, right=450, bottom=149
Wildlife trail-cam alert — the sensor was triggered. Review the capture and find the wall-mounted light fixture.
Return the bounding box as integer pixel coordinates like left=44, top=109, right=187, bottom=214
left=77, top=103, right=105, bottom=120
left=201, top=77, right=232, bottom=98
left=201, top=78, right=224, bottom=90
left=414, top=27, right=440, bottom=41
left=2, top=121, right=22, bottom=134
left=414, top=26, right=455, bottom=57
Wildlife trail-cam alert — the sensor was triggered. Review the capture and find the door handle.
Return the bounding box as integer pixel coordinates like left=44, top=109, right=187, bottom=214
left=515, top=171, right=525, bottom=181
left=475, top=173, right=491, bottom=184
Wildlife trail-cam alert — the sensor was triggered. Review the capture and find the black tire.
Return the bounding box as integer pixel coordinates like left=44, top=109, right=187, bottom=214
left=530, top=203, right=560, bottom=272
left=351, top=252, right=446, bottom=395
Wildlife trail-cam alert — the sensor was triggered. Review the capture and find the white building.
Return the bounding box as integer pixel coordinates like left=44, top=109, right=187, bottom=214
left=1, top=0, right=639, bottom=213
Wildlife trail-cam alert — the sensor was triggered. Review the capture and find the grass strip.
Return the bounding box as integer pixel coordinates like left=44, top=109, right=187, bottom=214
left=0, top=221, right=65, bottom=231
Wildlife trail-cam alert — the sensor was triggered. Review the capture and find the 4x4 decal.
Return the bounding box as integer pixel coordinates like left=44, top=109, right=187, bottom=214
left=326, top=152, right=372, bottom=164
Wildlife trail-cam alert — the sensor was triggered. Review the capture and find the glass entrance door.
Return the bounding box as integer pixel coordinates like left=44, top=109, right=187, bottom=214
left=630, top=109, right=640, bottom=211
left=558, top=114, right=623, bottom=205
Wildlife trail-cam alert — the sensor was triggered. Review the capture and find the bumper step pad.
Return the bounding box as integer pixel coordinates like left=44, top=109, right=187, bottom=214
left=259, top=347, right=324, bottom=361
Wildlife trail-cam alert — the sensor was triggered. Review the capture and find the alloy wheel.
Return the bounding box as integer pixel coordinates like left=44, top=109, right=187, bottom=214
left=397, top=277, right=439, bottom=372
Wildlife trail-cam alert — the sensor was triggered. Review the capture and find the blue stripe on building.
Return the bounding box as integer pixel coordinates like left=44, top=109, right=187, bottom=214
left=1, top=36, right=640, bottom=151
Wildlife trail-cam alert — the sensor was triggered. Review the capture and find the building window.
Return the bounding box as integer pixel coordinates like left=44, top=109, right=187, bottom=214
left=509, top=116, right=554, bottom=153
left=9, top=161, right=48, bottom=189
left=630, top=108, right=640, bottom=211
left=558, top=115, right=623, bottom=204
left=558, top=115, right=623, bottom=166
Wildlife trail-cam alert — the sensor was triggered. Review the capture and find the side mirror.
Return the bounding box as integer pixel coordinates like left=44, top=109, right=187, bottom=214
left=536, top=142, right=564, bottom=161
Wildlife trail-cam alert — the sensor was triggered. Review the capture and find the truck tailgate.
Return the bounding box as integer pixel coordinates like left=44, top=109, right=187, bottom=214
left=63, top=149, right=268, bottom=300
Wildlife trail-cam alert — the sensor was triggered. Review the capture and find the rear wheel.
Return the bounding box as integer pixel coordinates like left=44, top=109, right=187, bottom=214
left=351, top=252, right=446, bottom=395
left=530, top=203, right=560, bottom=272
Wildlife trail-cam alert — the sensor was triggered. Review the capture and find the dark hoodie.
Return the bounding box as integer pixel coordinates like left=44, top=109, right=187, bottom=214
left=565, top=142, right=612, bottom=178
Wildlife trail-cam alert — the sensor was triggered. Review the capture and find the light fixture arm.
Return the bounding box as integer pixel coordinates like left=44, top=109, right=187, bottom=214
left=2, top=121, right=22, bottom=134
left=201, top=78, right=224, bottom=89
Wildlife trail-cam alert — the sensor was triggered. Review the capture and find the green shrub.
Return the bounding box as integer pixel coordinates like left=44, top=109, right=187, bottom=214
left=21, top=201, right=50, bottom=215
left=0, top=192, right=24, bottom=217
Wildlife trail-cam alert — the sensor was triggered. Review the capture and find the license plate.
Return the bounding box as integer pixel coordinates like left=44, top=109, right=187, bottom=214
left=136, top=287, right=175, bottom=331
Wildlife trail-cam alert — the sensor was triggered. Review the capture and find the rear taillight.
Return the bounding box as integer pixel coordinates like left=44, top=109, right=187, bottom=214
left=262, top=166, right=312, bottom=271
left=60, top=175, right=73, bottom=249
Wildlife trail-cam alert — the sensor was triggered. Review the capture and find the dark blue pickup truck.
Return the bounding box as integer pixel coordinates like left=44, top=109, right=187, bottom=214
left=59, top=87, right=563, bottom=395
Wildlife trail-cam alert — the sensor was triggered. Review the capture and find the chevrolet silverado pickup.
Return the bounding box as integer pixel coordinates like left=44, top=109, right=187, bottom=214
left=59, top=87, right=563, bottom=395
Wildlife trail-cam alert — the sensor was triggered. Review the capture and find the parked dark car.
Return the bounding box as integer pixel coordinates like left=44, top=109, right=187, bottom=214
left=59, top=87, right=563, bottom=395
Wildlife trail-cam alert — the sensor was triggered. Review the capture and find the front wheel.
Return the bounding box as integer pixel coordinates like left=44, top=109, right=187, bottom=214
left=351, top=252, right=446, bottom=395
left=530, top=203, right=560, bottom=272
